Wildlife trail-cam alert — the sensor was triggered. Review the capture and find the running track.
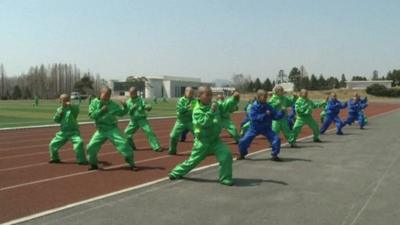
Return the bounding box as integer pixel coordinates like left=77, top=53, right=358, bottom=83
left=0, top=102, right=399, bottom=223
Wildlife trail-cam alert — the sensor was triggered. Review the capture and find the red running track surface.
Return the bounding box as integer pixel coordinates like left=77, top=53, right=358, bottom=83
left=0, top=102, right=399, bottom=223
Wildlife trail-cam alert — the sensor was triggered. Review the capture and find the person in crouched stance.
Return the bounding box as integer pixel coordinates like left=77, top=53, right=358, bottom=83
left=319, top=92, right=347, bottom=135
left=86, top=87, right=137, bottom=171
left=238, top=89, right=284, bottom=161
left=292, top=89, right=325, bottom=144
left=169, top=86, right=234, bottom=186
left=49, top=94, right=88, bottom=165
left=124, top=87, right=162, bottom=152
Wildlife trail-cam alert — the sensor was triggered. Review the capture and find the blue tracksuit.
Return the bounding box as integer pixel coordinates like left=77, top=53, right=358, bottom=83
left=180, top=129, right=189, bottom=141
left=344, top=98, right=368, bottom=128
left=238, top=101, right=284, bottom=157
left=320, top=98, right=347, bottom=134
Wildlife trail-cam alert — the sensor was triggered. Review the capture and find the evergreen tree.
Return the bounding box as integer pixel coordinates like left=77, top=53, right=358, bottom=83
left=253, top=78, right=262, bottom=91
left=339, top=74, right=347, bottom=88
left=262, top=78, right=273, bottom=91
left=310, top=74, right=318, bottom=90
left=12, top=85, right=22, bottom=99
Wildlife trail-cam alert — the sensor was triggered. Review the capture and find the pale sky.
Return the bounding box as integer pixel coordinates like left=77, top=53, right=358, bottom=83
left=1, top=0, right=399, bottom=81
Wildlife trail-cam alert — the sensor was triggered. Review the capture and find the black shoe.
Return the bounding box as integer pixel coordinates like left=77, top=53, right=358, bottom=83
left=313, top=139, right=322, bottom=143
left=154, top=147, right=164, bottom=152
left=78, top=161, right=89, bottom=165
left=179, top=139, right=186, bottom=142
left=271, top=156, right=282, bottom=162
left=168, top=151, right=176, bottom=155
left=130, top=165, right=139, bottom=172
left=336, top=131, right=344, bottom=135
left=88, top=164, right=98, bottom=170
left=49, top=159, right=61, bottom=164
left=169, top=174, right=181, bottom=180
left=290, top=143, right=299, bottom=148
left=236, top=155, right=246, bottom=160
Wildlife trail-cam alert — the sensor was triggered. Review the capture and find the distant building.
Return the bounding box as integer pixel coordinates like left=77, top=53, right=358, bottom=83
left=108, top=75, right=214, bottom=98
left=212, top=79, right=232, bottom=87
left=346, top=80, right=392, bottom=90
left=278, top=82, right=295, bottom=92
left=211, top=87, right=236, bottom=96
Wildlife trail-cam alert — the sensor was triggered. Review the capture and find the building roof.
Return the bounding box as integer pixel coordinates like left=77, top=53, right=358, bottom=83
left=145, top=75, right=201, bottom=82
left=346, top=80, right=392, bottom=83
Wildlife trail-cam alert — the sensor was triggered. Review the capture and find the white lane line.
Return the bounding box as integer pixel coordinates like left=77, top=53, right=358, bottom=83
left=1, top=133, right=314, bottom=225
left=0, top=128, right=170, bottom=149
left=1, top=108, right=398, bottom=190
left=0, top=150, right=192, bottom=192
left=348, top=146, right=400, bottom=225
left=0, top=111, right=244, bottom=131
left=0, top=150, right=129, bottom=172
left=0, top=133, right=172, bottom=159
left=0, top=116, right=166, bottom=131
left=2, top=108, right=399, bottom=225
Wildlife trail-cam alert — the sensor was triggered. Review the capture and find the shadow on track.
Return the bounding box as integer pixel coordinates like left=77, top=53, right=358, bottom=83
left=246, top=157, right=312, bottom=163
left=100, top=165, right=166, bottom=172
left=182, top=177, right=288, bottom=187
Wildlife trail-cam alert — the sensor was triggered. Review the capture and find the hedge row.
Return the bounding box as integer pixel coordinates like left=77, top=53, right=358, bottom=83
left=366, top=84, right=400, bottom=97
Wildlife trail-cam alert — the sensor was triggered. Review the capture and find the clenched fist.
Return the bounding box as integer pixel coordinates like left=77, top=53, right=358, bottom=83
left=211, top=102, right=218, bottom=112
left=101, top=105, right=108, bottom=112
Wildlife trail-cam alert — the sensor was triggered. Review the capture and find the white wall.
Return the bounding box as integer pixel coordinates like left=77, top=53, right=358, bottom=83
left=346, top=81, right=392, bottom=89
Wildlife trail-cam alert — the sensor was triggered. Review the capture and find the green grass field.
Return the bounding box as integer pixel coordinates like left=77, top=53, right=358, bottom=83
left=0, top=98, right=247, bottom=128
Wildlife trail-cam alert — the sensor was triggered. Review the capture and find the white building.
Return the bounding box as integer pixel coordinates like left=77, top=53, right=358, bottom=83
left=108, top=75, right=214, bottom=98
left=346, top=80, right=392, bottom=90
left=278, top=82, right=294, bottom=92
left=211, top=87, right=236, bottom=96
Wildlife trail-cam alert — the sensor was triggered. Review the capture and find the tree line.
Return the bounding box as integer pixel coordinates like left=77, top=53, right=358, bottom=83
left=232, top=66, right=400, bottom=93
left=0, top=64, right=105, bottom=100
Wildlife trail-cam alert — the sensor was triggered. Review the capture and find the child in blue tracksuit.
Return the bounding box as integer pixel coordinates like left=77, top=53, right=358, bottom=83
left=237, top=90, right=284, bottom=161
left=319, top=92, right=348, bottom=135
left=344, top=93, right=368, bottom=129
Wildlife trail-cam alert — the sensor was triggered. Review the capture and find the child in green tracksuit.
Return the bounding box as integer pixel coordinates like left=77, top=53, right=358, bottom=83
left=124, top=87, right=162, bottom=152
left=292, top=89, right=325, bottom=144
left=86, top=87, right=136, bottom=171
left=34, top=95, right=39, bottom=107
left=49, top=94, right=87, bottom=164
left=268, top=86, right=297, bottom=147
left=168, top=87, right=196, bottom=155
left=217, top=92, right=241, bottom=143
left=169, top=86, right=234, bottom=186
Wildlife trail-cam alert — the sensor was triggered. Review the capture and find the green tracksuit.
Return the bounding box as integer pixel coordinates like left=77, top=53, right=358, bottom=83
left=268, top=94, right=296, bottom=144
left=293, top=97, right=324, bottom=142
left=169, top=101, right=233, bottom=186
left=168, top=96, right=196, bottom=154
left=34, top=96, right=39, bottom=107
left=124, top=96, right=161, bottom=151
left=49, top=104, right=87, bottom=163
left=219, top=97, right=240, bottom=143
left=86, top=98, right=134, bottom=167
